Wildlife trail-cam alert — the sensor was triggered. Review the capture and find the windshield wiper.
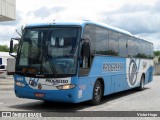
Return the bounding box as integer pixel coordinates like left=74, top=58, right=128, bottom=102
left=42, top=45, right=58, bottom=76
left=37, top=30, right=58, bottom=76
left=47, top=54, right=58, bottom=76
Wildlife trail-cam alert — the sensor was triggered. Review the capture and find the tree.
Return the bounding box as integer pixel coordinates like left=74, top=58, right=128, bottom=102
left=154, top=51, right=160, bottom=63
left=0, top=45, right=9, bottom=52
left=154, top=51, right=160, bottom=57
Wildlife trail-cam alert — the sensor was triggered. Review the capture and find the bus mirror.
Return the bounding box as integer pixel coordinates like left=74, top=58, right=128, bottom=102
left=82, top=40, right=90, bottom=58
left=9, top=38, right=20, bottom=57
left=10, top=40, right=13, bottom=54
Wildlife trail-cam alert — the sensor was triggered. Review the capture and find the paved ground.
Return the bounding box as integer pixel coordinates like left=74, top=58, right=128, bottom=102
left=0, top=76, right=160, bottom=120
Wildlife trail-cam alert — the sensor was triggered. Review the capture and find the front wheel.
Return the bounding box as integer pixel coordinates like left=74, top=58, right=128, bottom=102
left=90, top=80, right=103, bottom=105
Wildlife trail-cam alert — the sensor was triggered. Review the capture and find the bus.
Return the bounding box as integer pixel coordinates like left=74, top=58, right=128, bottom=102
left=9, top=21, right=154, bottom=105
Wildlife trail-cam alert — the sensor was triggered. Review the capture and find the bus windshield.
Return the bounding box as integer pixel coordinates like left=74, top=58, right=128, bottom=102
left=16, top=27, right=80, bottom=77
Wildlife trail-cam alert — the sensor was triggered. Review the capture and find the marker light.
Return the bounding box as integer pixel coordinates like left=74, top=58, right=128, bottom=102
left=56, top=84, right=76, bottom=90
left=15, top=81, right=25, bottom=87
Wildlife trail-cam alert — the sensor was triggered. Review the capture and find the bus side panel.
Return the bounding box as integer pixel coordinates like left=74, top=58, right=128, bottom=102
left=104, top=75, right=113, bottom=95
left=77, top=56, right=126, bottom=103
left=77, top=58, right=153, bottom=103
left=144, top=66, right=153, bottom=84
left=77, top=77, right=96, bottom=103
left=77, top=75, right=128, bottom=103
left=126, top=58, right=153, bottom=88
left=145, top=60, right=154, bottom=83
left=111, top=75, right=129, bottom=93
left=78, top=56, right=127, bottom=102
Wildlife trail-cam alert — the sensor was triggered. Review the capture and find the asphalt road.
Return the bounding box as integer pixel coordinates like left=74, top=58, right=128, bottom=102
left=0, top=76, right=160, bottom=120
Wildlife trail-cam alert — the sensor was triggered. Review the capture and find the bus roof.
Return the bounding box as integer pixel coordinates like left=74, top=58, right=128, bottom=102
left=25, top=20, right=132, bottom=36
left=25, top=20, right=153, bottom=44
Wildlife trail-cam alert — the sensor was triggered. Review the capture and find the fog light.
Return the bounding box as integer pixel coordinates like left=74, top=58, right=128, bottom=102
left=57, top=84, right=75, bottom=90
left=15, top=81, right=25, bottom=87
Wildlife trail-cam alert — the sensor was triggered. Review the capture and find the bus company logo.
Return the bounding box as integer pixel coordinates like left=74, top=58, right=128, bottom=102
left=29, top=78, right=39, bottom=87
left=128, top=59, right=138, bottom=86
left=103, top=62, right=124, bottom=72
left=45, top=79, right=68, bottom=86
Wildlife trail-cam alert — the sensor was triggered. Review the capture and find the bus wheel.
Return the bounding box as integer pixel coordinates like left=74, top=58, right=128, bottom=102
left=90, top=80, right=102, bottom=105
left=137, top=75, right=145, bottom=91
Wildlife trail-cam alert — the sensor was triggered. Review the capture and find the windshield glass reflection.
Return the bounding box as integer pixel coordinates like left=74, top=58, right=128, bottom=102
left=16, top=27, right=80, bottom=77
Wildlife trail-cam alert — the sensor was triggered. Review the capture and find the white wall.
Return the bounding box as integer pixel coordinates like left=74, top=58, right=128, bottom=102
left=0, top=0, right=16, bottom=21
left=0, top=52, right=13, bottom=65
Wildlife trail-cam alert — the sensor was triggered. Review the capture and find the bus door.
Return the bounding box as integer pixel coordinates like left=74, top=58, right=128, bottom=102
left=79, top=38, right=91, bottom=76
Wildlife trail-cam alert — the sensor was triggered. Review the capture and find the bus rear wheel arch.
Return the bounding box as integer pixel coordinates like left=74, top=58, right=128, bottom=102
left=90, top=78, right=104, bottom=105
left=137, top=74, right=145, bottom=91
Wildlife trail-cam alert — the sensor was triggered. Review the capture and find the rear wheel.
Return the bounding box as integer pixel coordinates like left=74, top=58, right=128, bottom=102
left=137, top=75, right=145, bottom=91
left=90, top=80, right=103, bottom=105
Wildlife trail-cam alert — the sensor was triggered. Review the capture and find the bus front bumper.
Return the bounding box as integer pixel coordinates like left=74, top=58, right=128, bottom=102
left=14, top=85, right=78, bottom=103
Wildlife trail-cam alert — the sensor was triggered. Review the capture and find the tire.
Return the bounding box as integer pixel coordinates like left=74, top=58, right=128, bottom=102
left=137, top=75, right=145, bottom=91
left=90, top=80, right=103, bottom=105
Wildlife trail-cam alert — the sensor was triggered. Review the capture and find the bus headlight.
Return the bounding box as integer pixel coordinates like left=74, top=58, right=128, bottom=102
left=15, top=81, right=25, bottom=87
left=56, top=84, right=76, bottom=90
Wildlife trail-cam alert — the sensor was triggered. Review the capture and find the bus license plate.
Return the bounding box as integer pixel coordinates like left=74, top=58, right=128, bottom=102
left=35, top=93, right=45, bottom=97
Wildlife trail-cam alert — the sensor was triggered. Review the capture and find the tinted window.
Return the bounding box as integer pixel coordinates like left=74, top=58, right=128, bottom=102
left=83, top=25, right=95, bottom=54
left=141, top=40, right=147, bottom=58
left=150, top=44, right=154, bottom=57
left=147, top=43, right=153, bottom=58
left=146, top=42, right=150, bottom=57
left=83, top=24, right=153, bottom=59
left=119, top=33, right=128, bottom=57
left=142, top=40, right=146, bottom=54
left=128, top=37, right=135, bottom=57
left=134, top=38, right=140, bottom=57
left=108, top=31, right=119, bottom=56
left=95, top=26, right=109, bottom=55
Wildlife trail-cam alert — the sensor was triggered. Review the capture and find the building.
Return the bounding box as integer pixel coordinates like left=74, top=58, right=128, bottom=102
left=0, top=52, right=12, bottom=64
left=0, top=52, right=13, bottom=78
left=0, top=0, right=16, bottom=21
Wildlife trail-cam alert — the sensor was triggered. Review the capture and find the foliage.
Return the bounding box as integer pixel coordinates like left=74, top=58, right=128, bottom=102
left=158, top=57, right=160, bottom=63
left=0, top=44, right=18, bottom=52
left=96, top=50, right=118, bottom=56
left=0, top=45, right=9, bottom=52
left=154, top=51, right=160, bottom=63
left=154, top=51, right=160, bottom=57
left=135, top=53, right=148, bottom=58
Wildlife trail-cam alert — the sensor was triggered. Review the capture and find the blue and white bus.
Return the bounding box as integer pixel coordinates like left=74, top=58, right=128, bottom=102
left=10, top=21, right=154, bottom=105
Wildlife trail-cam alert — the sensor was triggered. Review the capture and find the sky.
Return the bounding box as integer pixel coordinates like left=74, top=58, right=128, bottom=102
left=0, top=0, right=160, bottom=50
